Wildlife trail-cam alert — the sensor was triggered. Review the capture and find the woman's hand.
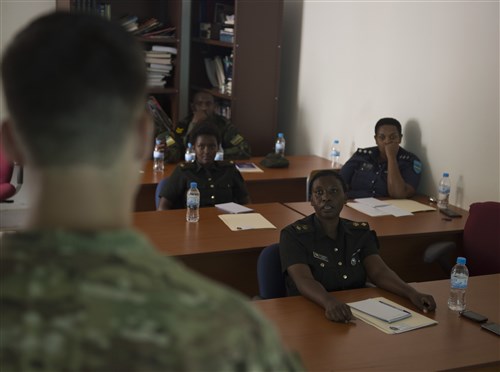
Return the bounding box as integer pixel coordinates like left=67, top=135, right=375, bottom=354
left=324, top=297, right=353, bottom=322
left=408, top=291, right=436, bottom=313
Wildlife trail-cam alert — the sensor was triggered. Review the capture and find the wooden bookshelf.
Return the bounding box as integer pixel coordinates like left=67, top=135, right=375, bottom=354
left=189, top=0, right=283, bottom=155
left=56, top=0, right=182, bottom=125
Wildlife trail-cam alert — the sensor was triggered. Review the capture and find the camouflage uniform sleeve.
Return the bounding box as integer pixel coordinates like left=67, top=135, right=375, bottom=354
left=220, top=118, right=251, bottom=160
left=164, top=117, right=191, bottom=163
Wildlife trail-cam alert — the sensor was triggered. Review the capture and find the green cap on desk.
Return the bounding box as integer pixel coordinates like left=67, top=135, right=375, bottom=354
left=260, top=153, right=289, bottom=168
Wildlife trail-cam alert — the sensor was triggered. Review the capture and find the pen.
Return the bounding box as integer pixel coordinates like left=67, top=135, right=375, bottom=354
left=379, top=300, right=411, bottom=314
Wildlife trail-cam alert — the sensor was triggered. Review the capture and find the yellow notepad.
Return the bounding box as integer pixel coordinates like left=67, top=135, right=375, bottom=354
left=348, top=297, right=438, bottom=334
left=218, top=213, right=276, bottom=231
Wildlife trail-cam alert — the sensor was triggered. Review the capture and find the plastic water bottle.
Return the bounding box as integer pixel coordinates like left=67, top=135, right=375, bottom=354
left=215, top=144, right=224, bottom=161
left=186, top=182, right=200, bottom=222
left=275, top=133, right=286, bottom=157
left=330, top=139, right=341, bottom=168
left=153, top=138, right=164, bottom=172
left=437, top=172, right=451, bottom=209
left=448, top=257, right=469, bottom=311
left=185, top=142, right=195, bottom=163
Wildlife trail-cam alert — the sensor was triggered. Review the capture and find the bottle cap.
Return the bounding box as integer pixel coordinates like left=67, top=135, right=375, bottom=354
left=333, top=139, right=339, bottom=144
left=443, top=172, right=449, bottom=177
left=278, top=133, right=284, bottom=138
left=187, top=143, right=192, bottom=148
left=190, top=182, right=197, bottom=188
left=457, top=257, right=466, bottom=265
left=155, top=138, right=162, bottom=144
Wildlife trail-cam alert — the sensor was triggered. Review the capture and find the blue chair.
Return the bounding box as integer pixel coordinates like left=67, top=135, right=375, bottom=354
left=155, top=177, right=169, bottom=209
left=257, top=243, right=287, bottom=299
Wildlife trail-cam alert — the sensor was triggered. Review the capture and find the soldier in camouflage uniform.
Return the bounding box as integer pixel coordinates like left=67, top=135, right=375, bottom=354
left=158, top=122, right=249, bottom=210
left=164, top=91, right=251, bottom=163
left=0, top=12, right=302, bottom=371
left=279, top=170, right=436, bottom=323
left=340, top=117, right=422, bottom=199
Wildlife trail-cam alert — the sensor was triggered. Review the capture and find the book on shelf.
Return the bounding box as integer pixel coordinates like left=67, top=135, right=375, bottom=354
left=133, top=18, right=163, bottom=36
left=151, top=45, right=178, bottom=54
left=145, top=57, right=172, bottom=65
left=141, top=26, right=176, bottom=39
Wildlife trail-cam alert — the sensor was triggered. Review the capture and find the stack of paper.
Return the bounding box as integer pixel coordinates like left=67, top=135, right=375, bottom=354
left=347, top=297, right=438, bottom=334
left=347, top=198, right=435, bottom=217
left=215, top=202, right=253, bottom=214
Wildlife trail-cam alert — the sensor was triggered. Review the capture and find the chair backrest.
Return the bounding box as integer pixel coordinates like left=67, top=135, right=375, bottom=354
left=257, top=243, right=287, bottom=299
left=463, top=201, right=500, bottom=276
left=0, top=144, right=16, bottom=201
left=155, top=177, right=169, bottom=209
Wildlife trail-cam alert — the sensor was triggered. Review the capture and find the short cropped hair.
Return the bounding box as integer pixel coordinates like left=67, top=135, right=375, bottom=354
left=1, top=12, right=147, bottom=167
left=188, top=121, right=221, bottom=146
left=308, top=170, right=348, bottom=198
left=374, top=118, right=402, bottom=136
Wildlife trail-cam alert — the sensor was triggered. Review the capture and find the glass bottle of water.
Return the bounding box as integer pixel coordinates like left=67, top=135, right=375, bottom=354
left=153, top=138, right=164, bottom=172
left=275, top=133, right=286, bottom=157
left=437, top=172, right=451, bottom=209
left=448, top=256, right=469, bottom=311
left=186, top=182, right=200, bottom=223
left=330, top=139, right=341, bottom=168
left=185, top=142, right=195, bottom=163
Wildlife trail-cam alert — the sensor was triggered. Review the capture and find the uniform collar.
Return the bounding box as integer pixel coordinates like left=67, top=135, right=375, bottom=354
left=312, top=215, right=352, bottom=239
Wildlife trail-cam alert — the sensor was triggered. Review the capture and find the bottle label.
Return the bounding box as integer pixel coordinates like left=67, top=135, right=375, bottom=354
left=451, top=276, right=468, bottom=289
left=153, top=151, right=164, bottom=160
left=439, top=185, right=451, bottom=194
left=275, top=143, right=284, bottom=151
left=185, top=154, right=195, bottom=162
left=215, top=152, right=224, bottom=161
left=186, top=196, right=200, bottom=208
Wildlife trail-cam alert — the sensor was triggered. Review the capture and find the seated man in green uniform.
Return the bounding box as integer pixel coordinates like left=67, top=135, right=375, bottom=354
left=0, top=12, right=301, bottom=371
left=279, top=170, right=436, bottom=323
left=339, top=117, right=422, bottom=199
left=158, top=121, right=250, bottom=210
left=164, top=91, right=251, bottom=162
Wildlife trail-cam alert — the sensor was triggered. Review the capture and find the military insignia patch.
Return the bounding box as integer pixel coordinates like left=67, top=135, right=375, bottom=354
left=166, top=136, right=175, bottom=146
left=413, top=160, right=422, bottom=174
left=230, top=134, right=244, bottom=145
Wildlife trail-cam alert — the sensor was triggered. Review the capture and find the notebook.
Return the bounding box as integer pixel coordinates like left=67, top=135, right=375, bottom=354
left=348, top=298, right=412, bottom=323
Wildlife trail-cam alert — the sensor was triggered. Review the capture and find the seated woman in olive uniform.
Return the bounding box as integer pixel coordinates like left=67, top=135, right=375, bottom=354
left=279, top=170, right=435, bottom=323
left=158, top=121, right=250, bottom=210
left=339, top=117, right=422, bottom=199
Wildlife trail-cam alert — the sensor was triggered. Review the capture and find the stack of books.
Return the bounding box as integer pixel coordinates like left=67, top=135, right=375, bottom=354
left=145, top=46, right=177, bottom=88
left=219, top=14, right=234, bottom=43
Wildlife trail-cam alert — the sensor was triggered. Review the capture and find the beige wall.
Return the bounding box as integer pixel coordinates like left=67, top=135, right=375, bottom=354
left=279, top=0, right=500, bottom=208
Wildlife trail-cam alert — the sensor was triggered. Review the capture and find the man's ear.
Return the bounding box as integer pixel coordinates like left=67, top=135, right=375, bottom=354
left=1, top=119, right=25, bottom=164
left=134, top=109, right=153, bottom=161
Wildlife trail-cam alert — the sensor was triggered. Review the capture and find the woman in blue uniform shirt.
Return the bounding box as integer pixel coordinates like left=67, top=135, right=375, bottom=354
left=279, top=170, right=435, bottom=323
left=339, top=117, right=422, bottom=199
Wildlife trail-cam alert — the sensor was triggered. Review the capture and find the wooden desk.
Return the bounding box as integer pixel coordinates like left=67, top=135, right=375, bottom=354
left=133, top=203, right=303, bottom=296
left=136, top=155, right=333, bottom=211
left=284, top=197, right=469, bottom=282
left=254, top=274, right=500, bottom=371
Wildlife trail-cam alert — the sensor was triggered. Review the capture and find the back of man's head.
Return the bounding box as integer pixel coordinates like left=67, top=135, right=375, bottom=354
left=1, top=12, right=147, bottom=167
